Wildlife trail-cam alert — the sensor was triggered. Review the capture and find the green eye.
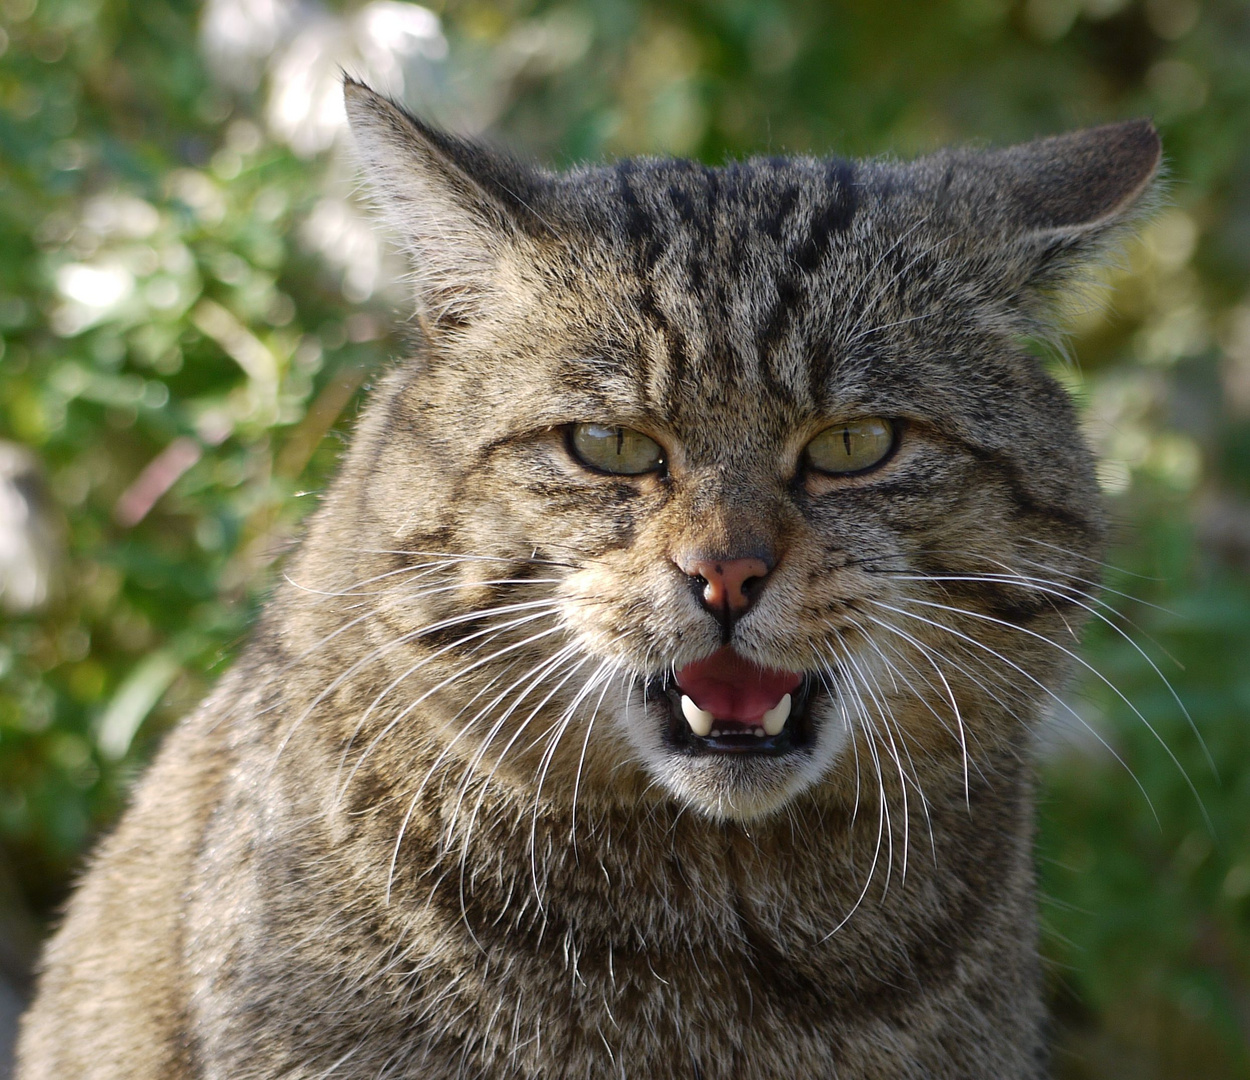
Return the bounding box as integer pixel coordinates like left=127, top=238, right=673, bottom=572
left=568, top=424, right=665, bottom=475
left=805, top=418, right=896, bottom=475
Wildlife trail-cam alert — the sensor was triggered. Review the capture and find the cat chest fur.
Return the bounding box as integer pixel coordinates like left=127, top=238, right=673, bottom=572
left=186, top=686, right=1041, bottom=1077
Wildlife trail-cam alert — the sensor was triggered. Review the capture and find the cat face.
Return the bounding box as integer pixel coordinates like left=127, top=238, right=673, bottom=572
left=333, top=82, right=1158, bottom=822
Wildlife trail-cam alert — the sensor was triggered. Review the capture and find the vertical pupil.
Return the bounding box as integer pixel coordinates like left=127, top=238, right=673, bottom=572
left=843, top=427, right=852, bottom=456
left=616, top=428, right=624, bottom=456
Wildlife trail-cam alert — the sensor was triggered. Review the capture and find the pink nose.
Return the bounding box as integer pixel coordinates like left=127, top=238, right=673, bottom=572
left=676, top=555, right=772, bottom=614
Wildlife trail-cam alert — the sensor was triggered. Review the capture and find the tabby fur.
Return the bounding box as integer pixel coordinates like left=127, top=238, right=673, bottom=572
left=16, top=80, right=1160, bottom=1078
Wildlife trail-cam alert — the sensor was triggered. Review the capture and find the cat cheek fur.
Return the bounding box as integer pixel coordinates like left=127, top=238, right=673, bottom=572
left=15, top=77, right=1160, bottom=1080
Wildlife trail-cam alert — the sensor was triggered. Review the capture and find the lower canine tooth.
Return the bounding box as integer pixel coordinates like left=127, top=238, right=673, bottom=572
left=681, top=694, right=714, bottom=737
left=761, top=694, right=792, bottom=736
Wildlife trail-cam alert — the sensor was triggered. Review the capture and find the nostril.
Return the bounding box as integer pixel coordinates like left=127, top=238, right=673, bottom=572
left=675, top=553, right=775, bottom=616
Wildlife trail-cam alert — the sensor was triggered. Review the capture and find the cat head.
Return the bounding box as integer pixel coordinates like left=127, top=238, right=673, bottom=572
left=320, top=79, right=1159, bottom=822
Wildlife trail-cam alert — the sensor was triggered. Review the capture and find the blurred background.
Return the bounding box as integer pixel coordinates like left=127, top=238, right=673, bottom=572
left=0, top=0, right=1247, bottom=1075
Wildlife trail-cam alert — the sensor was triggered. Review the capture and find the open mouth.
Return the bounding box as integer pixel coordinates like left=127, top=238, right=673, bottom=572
left=653, top=647, right=818, bottom=756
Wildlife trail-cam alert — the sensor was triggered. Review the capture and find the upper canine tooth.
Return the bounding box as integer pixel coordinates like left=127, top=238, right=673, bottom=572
left=761, top=694, right=792, bottom=736
left=681, top=694, right=714, bottom=737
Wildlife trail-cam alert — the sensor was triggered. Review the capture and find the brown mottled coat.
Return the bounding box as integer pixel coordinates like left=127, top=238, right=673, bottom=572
left=17, top=81, right=1160, bottom=1078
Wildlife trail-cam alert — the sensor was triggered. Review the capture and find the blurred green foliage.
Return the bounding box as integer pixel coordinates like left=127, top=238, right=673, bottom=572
left=1, top=0, right=1249, bottom=1074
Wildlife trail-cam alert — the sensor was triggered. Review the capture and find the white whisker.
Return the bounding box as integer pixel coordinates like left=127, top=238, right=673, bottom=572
left=886, top=569, right=1211, bottom=773
left=884, top=593, right=1209, bottom=826
left=866, top=597, right=1163, bottom=825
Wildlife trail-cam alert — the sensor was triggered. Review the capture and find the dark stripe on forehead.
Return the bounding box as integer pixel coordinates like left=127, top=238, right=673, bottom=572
left=756, top=159, right=859, bottom=387
left=764, top=185, right=801, bottom=240
left=640, top=286, right=690, bottom=402
left=799, top=160, right=858, bottom=271
left=615, top=159, right=663, bottom=273
left=667, top=177, right=707, bottom=294
left=695, top=164, right=732, bottom=331
left=611, top=161, right=695, bottom=401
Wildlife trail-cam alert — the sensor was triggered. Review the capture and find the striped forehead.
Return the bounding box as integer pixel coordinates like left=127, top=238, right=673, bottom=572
left=567, top=157, right=880, bottom=430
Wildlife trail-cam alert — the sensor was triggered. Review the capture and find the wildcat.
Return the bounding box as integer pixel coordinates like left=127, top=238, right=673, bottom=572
left=16, top=79, right=1160, bottom=1079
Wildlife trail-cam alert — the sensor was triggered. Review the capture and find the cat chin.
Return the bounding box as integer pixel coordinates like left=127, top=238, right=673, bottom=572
left=620, top=694, right=852, bottom=822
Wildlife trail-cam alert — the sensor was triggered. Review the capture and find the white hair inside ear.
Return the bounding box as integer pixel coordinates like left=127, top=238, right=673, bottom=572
left=343, top=79, right=527, bottom=330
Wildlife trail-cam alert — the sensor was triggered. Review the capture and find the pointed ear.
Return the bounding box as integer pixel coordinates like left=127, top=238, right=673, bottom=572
left=991, top=119, right=1161, bottom=236
left=942, top=119, right=1162, bottom=318
left=343, top=78, right=543, bottom=331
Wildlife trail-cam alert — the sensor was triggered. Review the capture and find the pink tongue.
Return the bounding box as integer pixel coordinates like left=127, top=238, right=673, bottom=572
left=674, top=647, right=802, bottom=723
